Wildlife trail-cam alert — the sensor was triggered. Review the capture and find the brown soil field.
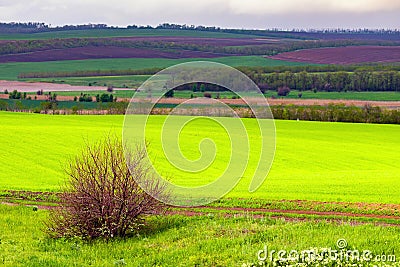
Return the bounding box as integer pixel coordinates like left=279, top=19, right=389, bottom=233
left=0, top=46, right=228, bottom=63
left=154, top=97, right=400, bottom=108
left=0, top=80, right=107, bottom=92
left=269, top=46, right=400, bottom=64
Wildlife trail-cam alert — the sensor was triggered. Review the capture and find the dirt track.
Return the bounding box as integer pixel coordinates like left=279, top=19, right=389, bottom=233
left=0, top=80, right=107, bottom=92
left=1, top=191, right=399, bottom=226
left=2, top=201, right=399, bottom=227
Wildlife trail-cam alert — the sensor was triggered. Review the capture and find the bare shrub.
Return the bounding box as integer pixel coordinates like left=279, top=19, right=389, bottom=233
left=46, top=136, right=168, bottom=240
left=107, top=85, right=114, bottom=92
left=277, top=86, right=291, bottom=97
left=203, top=92, right=212, bottom=98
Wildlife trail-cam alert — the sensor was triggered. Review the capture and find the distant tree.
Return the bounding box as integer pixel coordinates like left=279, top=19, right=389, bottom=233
left=277, top=86, right=291, bottom=97
left=0, top=100, right=8, bottom=110
left=298, top=71, right=309, bottom=90
left=164, top=90, right=174, bottom=98
left=203, top=92, right=212, bottom=98
left=40, top=101, right=53, bottom=114
left=4, top=89, right=8, bottom=94
left=9, top=90, right=22, bottom=99
left=107, top=85, right=114, bottom=93
left=95, top=93, right=116, bottom=103
left=79, top=94, right=93, bottom=102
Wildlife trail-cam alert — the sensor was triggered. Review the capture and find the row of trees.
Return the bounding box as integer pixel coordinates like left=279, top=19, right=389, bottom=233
left=170, top=70, right=400, bottom=92
left=271, top=104, right=400, bottom=124
left=251, top=70, right=400, bottom=92
left=149, top=23, right=400, bottom=41
left=74, top=93, right=116, bottom=103
left=2, top=98, right=399, bottom=124
left=2, top=21, right=400, bottom=36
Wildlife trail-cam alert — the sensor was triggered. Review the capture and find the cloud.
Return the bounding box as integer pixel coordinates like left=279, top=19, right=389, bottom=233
left=0, top=0, right=398, bottom=28
left=228, top=0, right=400, bottom=15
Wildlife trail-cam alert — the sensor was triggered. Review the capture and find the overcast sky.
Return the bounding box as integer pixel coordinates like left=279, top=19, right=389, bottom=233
left=0, top=0, right=399, bottom=29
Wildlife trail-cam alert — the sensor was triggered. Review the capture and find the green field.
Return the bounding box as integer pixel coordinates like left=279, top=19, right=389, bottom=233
left=40, top=88, right=400, bottom=101
left=174, top=89, right=400, bottom=101
left=0, top=204, right=399, bottom=266
left=284, top=90, right=400, bottom=101
left=1, top=112, right=399, bottom=204
left=0, top=56, right=309, bottom=80
left=0, top=29, right=262, bottom=40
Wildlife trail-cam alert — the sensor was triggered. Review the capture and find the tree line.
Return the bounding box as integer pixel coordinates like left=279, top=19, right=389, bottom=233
left=2, top=99, right=399, bottom=124
left=3, top=21, right=400, bottom=37
left=250, top=70, right=400, bottom=92
left=271, top=104, right=400, bottom=124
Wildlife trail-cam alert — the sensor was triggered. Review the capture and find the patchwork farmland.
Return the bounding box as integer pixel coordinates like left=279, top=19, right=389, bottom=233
left=0, top=23, right=400, bottom=266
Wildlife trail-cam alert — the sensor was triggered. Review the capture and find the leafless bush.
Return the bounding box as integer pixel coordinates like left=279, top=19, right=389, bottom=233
left=46, top=136, right=169, bottom=240
left=277, top=86, right=291, bottom=97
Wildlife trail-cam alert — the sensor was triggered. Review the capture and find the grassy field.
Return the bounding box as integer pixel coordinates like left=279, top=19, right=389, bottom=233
left=0, top=112, right=399, bottom=204
left=0, top=56, right=310, bottom=80
left=0, top=204, right=399, bottom=266
left=173, top=89, right=400, bottom=101
left=284, top=90, right=400, bottom=101
left=40, top=89, right=400, bottom=101
left=0, top=29, right=262, bottom=40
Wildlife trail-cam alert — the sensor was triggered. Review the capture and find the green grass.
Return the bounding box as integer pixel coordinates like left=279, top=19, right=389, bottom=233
left=0, top=112, right=399, bottom=204
left=0, top=204, right=399, bottom=266
left=282, top=90, right=400, bottom=101
left=24, top=88, right=400, bottom=101
left=0, top=29, right=261, bottom=40
left=0, top=56, right=310, bottom=80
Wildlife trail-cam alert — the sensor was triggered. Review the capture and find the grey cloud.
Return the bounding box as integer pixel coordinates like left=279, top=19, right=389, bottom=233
left=0, top=0, right=398, bottom=29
